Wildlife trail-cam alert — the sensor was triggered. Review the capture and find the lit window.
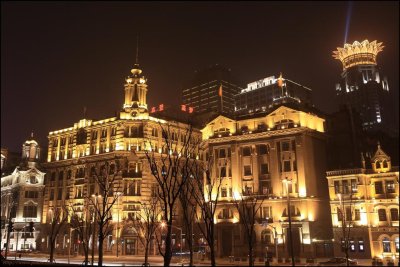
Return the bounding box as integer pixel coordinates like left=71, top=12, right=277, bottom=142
left=358, top=239, right=364, bottom=252
left=382, top=238, right=391, bottom=253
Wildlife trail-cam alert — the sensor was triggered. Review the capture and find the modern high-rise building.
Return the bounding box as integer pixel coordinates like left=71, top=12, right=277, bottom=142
left=326, top=143, right=399, bottom=262
left=1, top=134, right=45, bottom=252
left=182, top=64, right=242, bottom=115
left=333, top=40, right=395, bottom=135
left=234, top=75, right=313, bottom=115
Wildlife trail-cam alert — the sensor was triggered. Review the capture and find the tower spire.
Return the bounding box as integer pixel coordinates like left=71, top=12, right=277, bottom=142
left=136, top=34, right=139, bottom=65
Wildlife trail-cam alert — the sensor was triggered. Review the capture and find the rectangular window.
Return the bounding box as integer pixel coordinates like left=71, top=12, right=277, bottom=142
left=281, top=141, right=290, bottom=151
left=334, top=181, right=340, bottom=194
left=25, top=191, right=38, bottom=198
left=220, top=167, right=226, bottom=177
left=261, top=206, right=272, bottom=219
left=378, top=209, right=387, bottom=221
left=50, top=189, right=54, bottom=200
left=57, top=188, right=63, bottom=200
left=219, top=149, right=226, bottom=158
left=342, top=180, right=349, bottom=194
left=354, top=209, right=360, bottom=221
left=260, top=163, right=269, bottom=175
left=221, top=187, right=227, bottom=197
left=23, top=206, right=37, bottom=218
left=337, top=208, right=343, bottom=221
left=375, top=181, right=383, bottom=194
left=345, top=207, right=352, bottom=221
left=351, top=179, right=358, bottom=193
left=350, top=240, right=356, bottom=252
left=242, top=147, right=251, bottom=156
left=390, top=208, right=399, bottom=221
left=358, top=239, right=364, bottom=252
left=283, top=160, right=291, bottom=172
left=244, top=165, right=252, bottom=176
left=258, top=145, right=268, bottom=155
left=386, top=181, right=395, bottom=193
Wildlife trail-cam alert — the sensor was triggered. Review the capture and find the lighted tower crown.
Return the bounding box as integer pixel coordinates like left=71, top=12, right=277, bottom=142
left=333, top=40, right=384, bottom=70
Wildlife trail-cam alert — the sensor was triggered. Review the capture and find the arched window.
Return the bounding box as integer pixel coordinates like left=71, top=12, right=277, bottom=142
left=382, top=160, right=388, bottom=168
left=261, top=229, right=273, bottom=244
left=376, top=161, right=381, bottom=168
left=382, top=237, right=391, bottom=252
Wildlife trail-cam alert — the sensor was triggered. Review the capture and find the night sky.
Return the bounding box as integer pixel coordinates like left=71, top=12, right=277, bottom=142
left=2, top=1, right=399, bottom=153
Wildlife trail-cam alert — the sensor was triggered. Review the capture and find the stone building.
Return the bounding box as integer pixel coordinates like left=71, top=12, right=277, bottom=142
left=1, top=135, right=45, bottom=251
left=326, top=143, right=399, bottom=262
left=40, top=61, right=201, bottom=256
left=200, top=103, right=333, bottom=260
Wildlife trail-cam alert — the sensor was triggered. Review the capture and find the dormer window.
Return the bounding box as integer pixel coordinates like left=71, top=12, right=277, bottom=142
left=30, top=176, right=37, bottom=184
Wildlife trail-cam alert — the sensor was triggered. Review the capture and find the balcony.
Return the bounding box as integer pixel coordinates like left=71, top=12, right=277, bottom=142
left=75, top=178, right=85, bottom=185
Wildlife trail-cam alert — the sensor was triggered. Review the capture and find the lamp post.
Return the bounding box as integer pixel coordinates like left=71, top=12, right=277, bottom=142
left=283, top=178, right=295, bottom=267
left=68, top=227, right=77, bottom=264
left=91, top=193, right=100, bottom=266
left=116, top=192, right=123, bottom=257
left=161, top=222, right=183, bottom=263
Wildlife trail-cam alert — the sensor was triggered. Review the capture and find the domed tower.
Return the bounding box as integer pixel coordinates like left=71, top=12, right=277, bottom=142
left=22, top=132, right=41, bottom=168
left=332, top=40, right=395, bottom=134
left=122, top=44, right=148, bottom=118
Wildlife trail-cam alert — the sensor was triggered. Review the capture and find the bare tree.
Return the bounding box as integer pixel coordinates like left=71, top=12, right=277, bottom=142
left=190, top=153, right=223, bottom=267
left=232, top=191, right=265, bottom=267
left=128, top=196, right=161, bottom=266
left=337, top=191, right=355, bottom=267
left=179, top=175, right=197, bottom=266
left=90, top=161, right=123, bottom=267
left=2, top=190, right=18, bottom=260
left=47, top=206, right=69, bottom=263
left=69, top=201, right=94, bottom=266
left=144, top=123, right=196, bottom=267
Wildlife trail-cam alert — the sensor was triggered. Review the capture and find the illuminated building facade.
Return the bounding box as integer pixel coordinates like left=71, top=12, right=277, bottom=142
left=326, top=144, right=399, bottom=261
left=333, top=40, right=395, bottom=135
left=182, top=64, right=242, bottom=115
left=41, top=62, right=201, bottom=255
left=234, top=75, right=312, bottom=115
left=201, top=104, right=333, bottom=259
left=1, top=135, right=45, bottom=251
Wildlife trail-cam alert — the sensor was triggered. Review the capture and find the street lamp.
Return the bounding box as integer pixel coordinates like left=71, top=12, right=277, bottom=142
left=91, top=193, right=101, bottom=266
left=161, top=222, right=183, bottom=263
left=283, top=178, right=295, bottom=267
left=68, top=227, right=77, bottom=264
left=115, top=192, right=123, bottom=257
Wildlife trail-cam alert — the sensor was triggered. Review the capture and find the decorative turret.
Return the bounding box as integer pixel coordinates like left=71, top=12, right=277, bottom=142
left=371, top=141, right=391, bottom=173
left=333, top=40, right=384, bottom=70
left=122, top=39, right=148, bottom=117
left=22, top=132, right=41, bottom=168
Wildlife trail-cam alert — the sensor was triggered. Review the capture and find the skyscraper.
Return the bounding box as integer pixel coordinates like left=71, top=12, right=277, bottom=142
left=182, top=64, right=242, bottom=115
left=333, top=40, right=395, bottom=135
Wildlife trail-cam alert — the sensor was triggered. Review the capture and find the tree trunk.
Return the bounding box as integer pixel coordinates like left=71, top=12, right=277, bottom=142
left=210, top=243, right=216, bottom=267
left=188, top=237, right=193, bottom=266
left=144, top=241, right=149, bottom=265
left=49, top=238, right=56, bottom=263
left=248, top=242, right=254, bottom=267
left=98, top=233, right=104, bottom=267
left=164, top=222, right=173, bottom=267
left=83, top=245, right=89, bottom=266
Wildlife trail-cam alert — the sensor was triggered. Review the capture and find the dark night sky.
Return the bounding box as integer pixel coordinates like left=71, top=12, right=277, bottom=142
left=2, top=1, right=399, bottom=153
